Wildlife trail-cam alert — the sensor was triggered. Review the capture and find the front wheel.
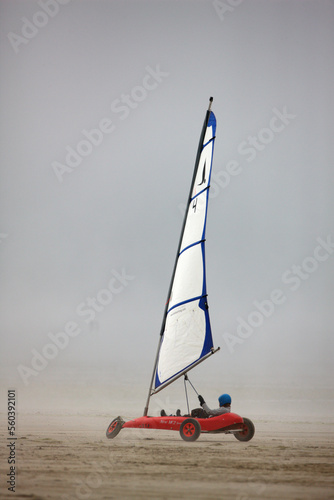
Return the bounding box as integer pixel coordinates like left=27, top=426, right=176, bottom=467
left=233, top=417, right=255, bottom=442
left=106, top=417, right=124, bottom=439
left=179, top=418, right=201, bottom=442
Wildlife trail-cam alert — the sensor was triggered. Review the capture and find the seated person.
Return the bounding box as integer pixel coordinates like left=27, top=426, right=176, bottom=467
left=160, top=393, right=232, bottom=418
left=198, top=393, right=231, bottom=416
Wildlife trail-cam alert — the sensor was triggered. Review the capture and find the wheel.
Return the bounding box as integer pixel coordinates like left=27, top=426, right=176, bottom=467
left=179, top=418, right=201, bottom=442
left=106, top=417, right=124, bottom=439
left=233, top=417, right=255, bottom=442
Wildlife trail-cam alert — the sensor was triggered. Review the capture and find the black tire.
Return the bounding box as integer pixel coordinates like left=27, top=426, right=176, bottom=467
left=179, top=418, right=201, bottom=442
left=106, top=417, right=124, bottom=439
left=234, top=417, right=255, bottom=442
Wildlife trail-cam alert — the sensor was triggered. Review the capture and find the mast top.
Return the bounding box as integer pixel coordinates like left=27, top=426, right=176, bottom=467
left=208, top=97, right=213, bottom=112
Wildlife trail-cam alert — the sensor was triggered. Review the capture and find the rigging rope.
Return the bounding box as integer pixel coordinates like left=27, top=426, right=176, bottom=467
left=185, top=374, right=199, bottom=396
left=184, top=373, right=199, bottom=414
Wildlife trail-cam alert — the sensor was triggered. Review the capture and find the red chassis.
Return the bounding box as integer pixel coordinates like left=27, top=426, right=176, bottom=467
left=106, top=412, right=255, bottom=442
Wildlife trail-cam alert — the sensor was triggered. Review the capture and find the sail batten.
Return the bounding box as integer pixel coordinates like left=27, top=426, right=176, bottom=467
left=190, top=186, right=210, bottom=202
left=152, top=102, right=217, bottom=393
left=167, top=294, right=205, bottom=314
left=179, top=239, right=205, bottom=256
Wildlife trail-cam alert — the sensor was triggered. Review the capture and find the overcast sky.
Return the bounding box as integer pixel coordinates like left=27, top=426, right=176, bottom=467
left=1, top=0, right=333, bottom=412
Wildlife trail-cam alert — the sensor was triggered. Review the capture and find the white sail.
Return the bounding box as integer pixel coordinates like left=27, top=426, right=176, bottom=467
left=153, top=106, right=217, bottom=393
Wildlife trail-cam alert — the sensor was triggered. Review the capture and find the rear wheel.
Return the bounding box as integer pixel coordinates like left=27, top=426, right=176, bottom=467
left=179, top=418, right=201, bottom=442
left=233, top=417, right=255, bottom=442
left=106, top=417, right=124, bottom=439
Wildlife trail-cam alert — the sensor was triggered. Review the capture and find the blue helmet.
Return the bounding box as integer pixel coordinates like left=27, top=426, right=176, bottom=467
left=218, top=393, right=231, bottom=406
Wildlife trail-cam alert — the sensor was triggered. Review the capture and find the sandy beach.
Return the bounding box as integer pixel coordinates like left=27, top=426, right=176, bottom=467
left=1, top=412, right=333, bottom=500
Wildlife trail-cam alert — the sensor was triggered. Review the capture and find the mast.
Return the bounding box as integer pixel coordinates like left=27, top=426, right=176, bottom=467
left=143, top=98, right=215, bottom=416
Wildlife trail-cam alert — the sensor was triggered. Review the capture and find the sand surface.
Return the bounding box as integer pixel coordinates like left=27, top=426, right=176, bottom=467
left=1, top=412, right=333, bottom=500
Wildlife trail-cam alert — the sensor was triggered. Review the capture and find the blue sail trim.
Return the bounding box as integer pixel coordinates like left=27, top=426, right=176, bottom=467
left=199, top=298, right=213, bottom=357
left=154, top=368, right=162, bottom=390
left=208, top=111, right=216, bottom=136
